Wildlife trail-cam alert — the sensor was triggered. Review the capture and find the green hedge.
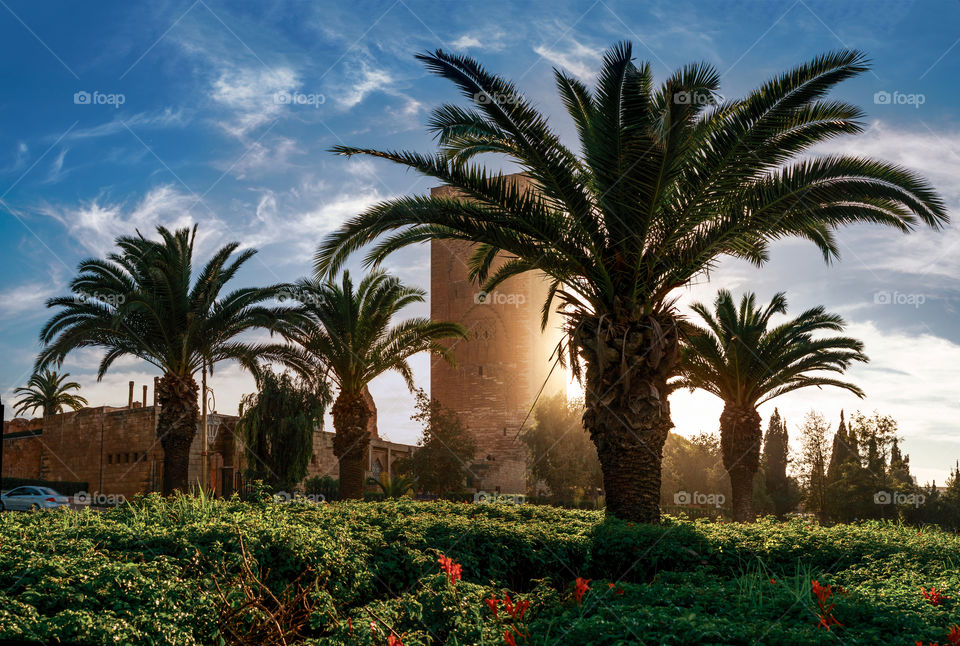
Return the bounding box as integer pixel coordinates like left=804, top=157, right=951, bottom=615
left=0, top=496, right=958, bottom=644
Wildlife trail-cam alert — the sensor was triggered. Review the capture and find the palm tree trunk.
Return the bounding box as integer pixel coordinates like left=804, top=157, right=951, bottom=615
left=577, top=313, right=680, bottom=524
left=332, top=388, right=373, bottom=500
left=156, top=373, right=199, bottom=495
left=720, top=403, right=762, bottom=522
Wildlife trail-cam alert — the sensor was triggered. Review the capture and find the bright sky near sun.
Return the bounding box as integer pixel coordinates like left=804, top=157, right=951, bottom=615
left=2, top=0, right=960, bottom=485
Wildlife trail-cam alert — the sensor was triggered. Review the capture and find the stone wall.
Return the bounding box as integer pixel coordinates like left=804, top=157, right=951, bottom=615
left=430, top=174, right=566, bottom=494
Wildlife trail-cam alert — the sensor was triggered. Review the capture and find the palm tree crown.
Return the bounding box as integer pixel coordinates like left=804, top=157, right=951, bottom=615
left=13, top=370, right=88, bottom=418
left=38, top=225, right=285, bottom=379
left=676, top=290, right=868, bottom=407
left=314, top=43, right=945, bottom=522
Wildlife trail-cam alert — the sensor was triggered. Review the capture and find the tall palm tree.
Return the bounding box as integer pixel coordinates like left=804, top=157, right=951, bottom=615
left=262, top=270, right=466, bottom=500
left=314, top=44, right=946, bottom=523
left=37, top=225, right=289, bottom=494
left=675, top=290, right=867, bottom=522
left=13, top=369, right=88, bottom=418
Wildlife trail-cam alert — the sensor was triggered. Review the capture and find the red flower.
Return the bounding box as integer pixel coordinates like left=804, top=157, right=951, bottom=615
left=504, top=629, right=517, bottom=646
left=948, top=625, right=960, bottom=646
left=921, top=587, right=950, bottom=606
left=486, top=597, right=500, bottom=619
left=370, top=621, right=378, bottom=634
left=574, top=577, right=591, bottom=606
left=347, top=617, right=353, bottom=634
left=388, top=636, right=404, bottom=646
left=769, top=579, right=777, bottom=585
left=811, top=580, right=842, bottom=630
left=437, top=555, right=463, bottom=586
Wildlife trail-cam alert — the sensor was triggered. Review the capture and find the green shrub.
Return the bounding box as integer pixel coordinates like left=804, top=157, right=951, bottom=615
left=0, top=497, right=958, bottom=644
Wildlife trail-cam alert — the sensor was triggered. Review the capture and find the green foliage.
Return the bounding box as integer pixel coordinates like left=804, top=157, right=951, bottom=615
left=13, top=369, right=87, bottom=418
left=3, top=498, right=960, bottom=644
left=521, top=395, right=601, bottom=502
left=762, top=409, right=800, bottom=517
left=400, top=389, right=477, bottom=496
left=238, top=370, right=329, bottom=492
left=660, top=432, right=730, bottom=510
left=303, top=475, right=339, bottom=501
left=366, top=473, right=415, bottom=498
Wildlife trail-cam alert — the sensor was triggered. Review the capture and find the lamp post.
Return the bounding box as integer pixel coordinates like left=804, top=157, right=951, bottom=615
left=0, top=395, right=5, bottom=511
left=200, top=362, right=218, bottom=493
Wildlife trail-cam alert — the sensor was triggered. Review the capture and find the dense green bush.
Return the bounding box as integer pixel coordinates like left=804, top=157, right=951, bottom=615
left=0, top=497, right=958, bottom=644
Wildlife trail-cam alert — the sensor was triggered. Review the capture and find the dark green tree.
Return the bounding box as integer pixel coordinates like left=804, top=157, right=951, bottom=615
left=762, top=409, right=794, bottom=517
left=401, top=389, right=477, bottom=496
left=238, top=371, right=330, bottom=493
left=317, top=45, right=946, bottom=522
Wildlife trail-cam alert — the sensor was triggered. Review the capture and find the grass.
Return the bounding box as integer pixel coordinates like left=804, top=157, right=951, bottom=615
left=0, top=495, right=958, bottom=645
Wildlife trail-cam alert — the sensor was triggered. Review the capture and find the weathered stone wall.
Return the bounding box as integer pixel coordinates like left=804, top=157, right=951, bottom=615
left=430, top=174, right=566, bottom=494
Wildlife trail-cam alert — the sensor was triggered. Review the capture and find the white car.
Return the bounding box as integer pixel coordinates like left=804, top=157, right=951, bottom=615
left=1, top=486, right=71, bottom=511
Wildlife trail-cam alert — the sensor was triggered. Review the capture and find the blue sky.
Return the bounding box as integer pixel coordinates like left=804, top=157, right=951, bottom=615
left=2, top=0, right=960, bottom=484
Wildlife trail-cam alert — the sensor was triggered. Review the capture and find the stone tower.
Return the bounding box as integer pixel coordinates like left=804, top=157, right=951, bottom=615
left=430, top=174, right=565, bottom=494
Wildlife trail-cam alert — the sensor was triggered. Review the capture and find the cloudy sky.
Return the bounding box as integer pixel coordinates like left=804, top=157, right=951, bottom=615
left=2, top=0, right=959, bottom=485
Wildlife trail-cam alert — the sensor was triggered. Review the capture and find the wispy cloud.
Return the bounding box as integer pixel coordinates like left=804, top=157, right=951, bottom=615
left=533, top=36, right=603, bottom=80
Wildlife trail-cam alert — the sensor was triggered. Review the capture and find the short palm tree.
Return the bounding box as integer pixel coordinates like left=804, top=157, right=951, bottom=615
left=675, top=290, right=867, bottom=522
left=315, top=44, right=945, bottom=522
left=13, top=369, right=88, bottom=417
left=37, top=225, right=289, bottom=494
left=367, top=472, right=416, bottom=498
left=262, top=270, right=466, bottom=500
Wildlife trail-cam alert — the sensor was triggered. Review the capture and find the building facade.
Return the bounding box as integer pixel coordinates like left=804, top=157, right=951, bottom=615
left=430, top=174, right=566, bottom=494
left=2, top=380, right=414, bottom=499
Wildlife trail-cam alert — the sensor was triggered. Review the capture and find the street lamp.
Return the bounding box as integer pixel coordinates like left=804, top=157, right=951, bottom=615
left=199, top=361, right=217, bottom=493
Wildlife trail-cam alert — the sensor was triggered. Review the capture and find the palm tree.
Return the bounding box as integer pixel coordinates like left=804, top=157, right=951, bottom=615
left=314, top=44, right=946, bottom=523
left=37, top=225, right=289, bottom=495
left=367, top=472, right=416, bottom=498
left=13, top=370, right=88, bottom=417
left=675, top=290, right=867, bottom=521
left=262, top=270, right=466, bottom=500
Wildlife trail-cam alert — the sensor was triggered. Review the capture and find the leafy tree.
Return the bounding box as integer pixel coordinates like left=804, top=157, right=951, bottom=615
left=399, top=389, right=477, bottom=496
left=13, top=370, right=87, bottom=418
left=797, top=411, right=831, bottom=518
left=37, top=225, right=288, bottom=494
left=238, top=370, right=330, bottom=493
left=676, top=290, right=867, bottom=521
left=315, top=44, right=945, bottom=522
left=660, top=432, right=731, bottom=510
left=263, top=273, right=466, bottom=499
left=521, top=394, right=602, bottom=503
left=303, top=475, right=339, bottom=501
